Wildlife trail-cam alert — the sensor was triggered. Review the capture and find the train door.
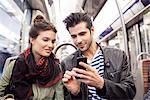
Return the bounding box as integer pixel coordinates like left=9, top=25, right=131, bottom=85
left=127, top=23, right=143, bottom=100
left=127, top=11, right=150, bottom=100
left=139, top=11, right=150, bottom=99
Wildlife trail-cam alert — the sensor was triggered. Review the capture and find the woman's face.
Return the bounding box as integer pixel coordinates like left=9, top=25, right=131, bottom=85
left=30, top=30, right=56, bottom=57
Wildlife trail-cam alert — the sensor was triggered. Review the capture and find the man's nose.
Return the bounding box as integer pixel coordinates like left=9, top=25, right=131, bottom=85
left=76, top=36, right=82, bottom=43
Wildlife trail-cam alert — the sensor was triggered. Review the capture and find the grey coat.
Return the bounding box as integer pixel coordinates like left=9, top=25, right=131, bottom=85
left=61, top=46, right=136, bottom=100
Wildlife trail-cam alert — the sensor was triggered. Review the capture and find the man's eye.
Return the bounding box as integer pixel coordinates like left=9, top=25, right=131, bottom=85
left=71, top=35, right=76, bottom=39
left=79, top=32, right=86, bottom=36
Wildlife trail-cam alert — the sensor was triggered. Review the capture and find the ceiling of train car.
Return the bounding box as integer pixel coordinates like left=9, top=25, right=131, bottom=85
left=82, top=0, right=107, bottom=20
left=26, top=0, right=107, bottom=21
left=26, top=0, right=49, bottom=20
left=26, top=0, right=45, bottom=13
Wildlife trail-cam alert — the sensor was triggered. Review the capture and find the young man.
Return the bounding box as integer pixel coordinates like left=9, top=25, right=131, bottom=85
left=61, top=12, right=136, bottom=100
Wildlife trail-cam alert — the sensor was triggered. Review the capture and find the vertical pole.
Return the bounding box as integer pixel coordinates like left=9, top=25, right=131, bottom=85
left=44, top=0, right=52, bottom=22
left=115, top=0, right=129, bottom=56
left=20, top=9, right=27, bottom=52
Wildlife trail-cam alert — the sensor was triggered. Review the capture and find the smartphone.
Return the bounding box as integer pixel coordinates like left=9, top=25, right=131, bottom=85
left=77, top=56, right=87, bottom=70
left=76, top=57, right=87, bottom=79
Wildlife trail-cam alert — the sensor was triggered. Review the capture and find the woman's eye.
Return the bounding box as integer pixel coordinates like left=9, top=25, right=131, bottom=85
left=52, top=40, right=56, bottom=43
left=43, top=39, right=49, bottom=41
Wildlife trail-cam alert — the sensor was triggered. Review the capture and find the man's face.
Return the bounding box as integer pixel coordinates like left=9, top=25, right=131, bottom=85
left=68, top=22, right=94, bottom=52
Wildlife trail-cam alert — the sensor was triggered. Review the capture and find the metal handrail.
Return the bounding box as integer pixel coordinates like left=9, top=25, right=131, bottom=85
left=137, top=52, right=150, bottom=61
left=135, top=52, right=150, bottom=70
left=53, top=42, right=77, bottom=55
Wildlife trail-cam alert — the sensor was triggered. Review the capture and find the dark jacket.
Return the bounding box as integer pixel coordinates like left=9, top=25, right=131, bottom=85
left=61, top=46, right=136, bottom=100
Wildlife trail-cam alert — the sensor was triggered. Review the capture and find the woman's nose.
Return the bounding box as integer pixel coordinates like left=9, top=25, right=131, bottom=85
left=48, top=41, right=53, bottom=47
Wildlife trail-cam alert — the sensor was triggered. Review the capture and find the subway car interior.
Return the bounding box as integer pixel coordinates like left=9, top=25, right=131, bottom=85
left=0, top=0, right=150, bottom=99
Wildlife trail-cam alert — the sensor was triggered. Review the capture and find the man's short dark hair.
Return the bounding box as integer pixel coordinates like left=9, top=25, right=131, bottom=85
left=63, top=12, right=93, bottom=31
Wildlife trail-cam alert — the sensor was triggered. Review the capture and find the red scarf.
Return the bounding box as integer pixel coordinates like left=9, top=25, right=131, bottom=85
left=11, top=48, right=62, bottom=99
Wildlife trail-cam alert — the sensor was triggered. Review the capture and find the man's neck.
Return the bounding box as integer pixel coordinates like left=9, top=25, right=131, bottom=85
left=82, top=42, right=99, bottom=60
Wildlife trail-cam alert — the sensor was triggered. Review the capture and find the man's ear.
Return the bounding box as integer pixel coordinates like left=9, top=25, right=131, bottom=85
left=91, top=26, right=95, bottom=34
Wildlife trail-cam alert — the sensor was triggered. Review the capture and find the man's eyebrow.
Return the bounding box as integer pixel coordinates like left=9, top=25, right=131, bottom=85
left=79, top=31, right=86, bottom=34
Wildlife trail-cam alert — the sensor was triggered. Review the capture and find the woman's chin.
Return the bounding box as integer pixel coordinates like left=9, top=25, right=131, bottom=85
left=43, top=53, right=51, bottom=57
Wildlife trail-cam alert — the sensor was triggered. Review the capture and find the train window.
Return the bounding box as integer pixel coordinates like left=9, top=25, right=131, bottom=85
left=107, top=30, right=124, bottom=50
left=128, top=24, right=143, bottom=75
left=140, top=24, right=150, bottom=55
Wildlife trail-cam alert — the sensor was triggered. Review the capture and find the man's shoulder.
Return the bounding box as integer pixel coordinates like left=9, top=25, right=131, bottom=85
left=101, top=46, right=126, bottom=62
left=102, top=46, right=124, bottom=54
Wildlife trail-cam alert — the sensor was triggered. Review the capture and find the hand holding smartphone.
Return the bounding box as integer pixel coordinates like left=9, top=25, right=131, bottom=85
left=77, top=56, right=87, bottom=70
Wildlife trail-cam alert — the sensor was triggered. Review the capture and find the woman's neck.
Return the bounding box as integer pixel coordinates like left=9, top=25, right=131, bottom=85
left=32, top=50, right=41, bottom=63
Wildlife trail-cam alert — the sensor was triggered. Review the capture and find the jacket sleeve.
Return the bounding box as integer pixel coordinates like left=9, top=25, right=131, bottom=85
left=0, top=60, right=15, bottom=99
left=96, top=50, right=136, bottom=99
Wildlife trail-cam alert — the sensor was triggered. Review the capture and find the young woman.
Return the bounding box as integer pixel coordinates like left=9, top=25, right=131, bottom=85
left=4, top=15, right=64, bottom=100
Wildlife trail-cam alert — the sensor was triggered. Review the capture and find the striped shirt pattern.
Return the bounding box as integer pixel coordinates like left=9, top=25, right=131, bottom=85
left=88, top=49, right=104, bottom=100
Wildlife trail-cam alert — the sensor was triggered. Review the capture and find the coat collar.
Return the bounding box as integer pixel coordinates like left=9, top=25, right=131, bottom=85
left=94, top=43, right=110, bottom=67
left=101, top=45, right=110, bottom=67
left=73, top=43, right=110, bottom=67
